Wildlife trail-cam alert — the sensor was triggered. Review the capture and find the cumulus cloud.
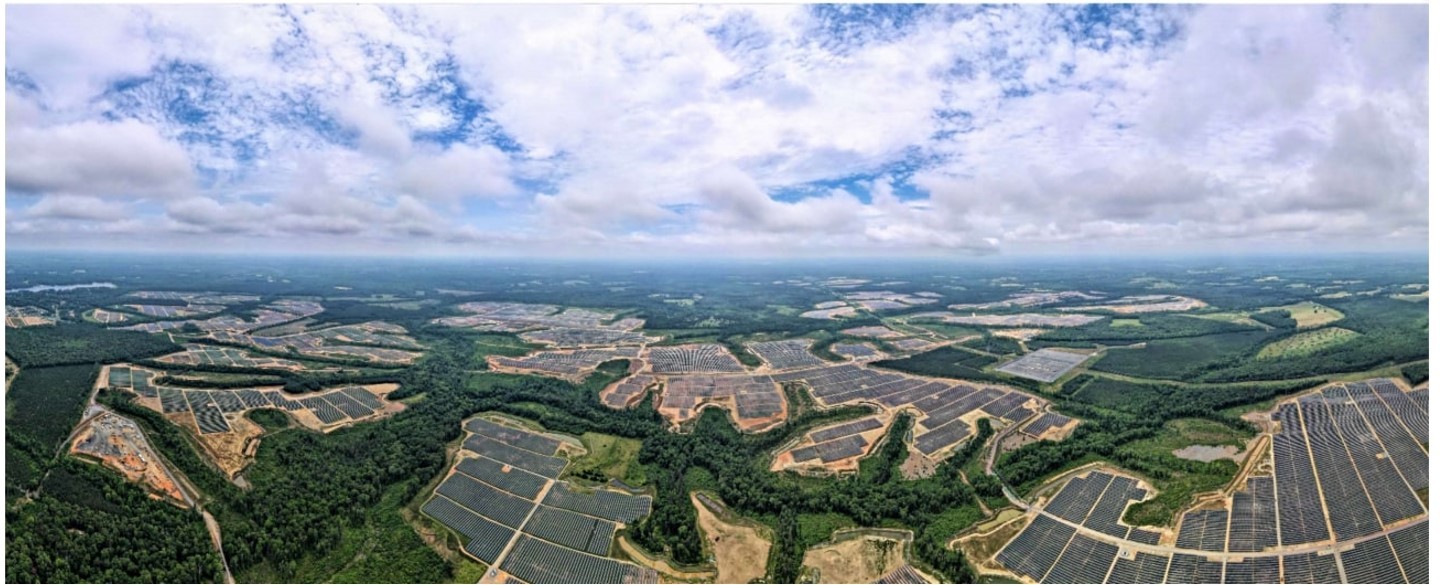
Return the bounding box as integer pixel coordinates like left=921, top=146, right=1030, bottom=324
left=7, top=118, right=195, bottom=198
left=395, top=145, right=518, bottom=202
left=2, top=4, right=1427, bottom=256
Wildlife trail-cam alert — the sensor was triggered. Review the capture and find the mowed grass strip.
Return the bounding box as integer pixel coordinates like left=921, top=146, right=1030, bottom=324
left=1256, top=327, right=1360, bottom=360
left=1273, top=301, right=1344, bottom=329
left=1182, top=312, right=1266, bottom=328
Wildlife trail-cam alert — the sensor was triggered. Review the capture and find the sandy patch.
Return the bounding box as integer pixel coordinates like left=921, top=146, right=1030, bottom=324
left=990, top=328, right=1049, bottom=341
left=899, top=448, right=936, bottom=480
left=803, top=533, right=906, bottom=584
left=1172, top=444, right=1243, bottom=463
left=693, top=493, right=771, bottom=584
left=195, top=415, right=265, bottom=478
left=71, top=411, right=187, bottom=504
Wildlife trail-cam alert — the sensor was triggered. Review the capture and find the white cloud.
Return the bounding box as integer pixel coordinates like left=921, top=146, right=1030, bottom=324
left=2, top=4, right=1427, bottom=256
left=395, top=145, right=517, bottom=202
left=7, top=118, right=195, bottom=198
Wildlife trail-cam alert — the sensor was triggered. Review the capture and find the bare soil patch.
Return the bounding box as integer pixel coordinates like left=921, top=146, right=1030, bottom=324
left=692, top=493, right=771, bottom=584
left=803, top=534, right=906, bottom=584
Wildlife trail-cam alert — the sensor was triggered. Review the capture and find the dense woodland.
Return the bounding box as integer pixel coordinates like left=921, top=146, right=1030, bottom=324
left=5, top=323, right=180, bottom=368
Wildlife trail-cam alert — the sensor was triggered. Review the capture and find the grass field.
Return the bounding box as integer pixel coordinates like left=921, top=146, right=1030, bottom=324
left=1273, top=301, right=1344, bottom=329
left=1256, top=327, right=1360, bottom=360
left=471, top=333, right=535, bottom=364
left=1110, top=318, right=1142, bottom=328
left=571, top=432, right=647, bottom=486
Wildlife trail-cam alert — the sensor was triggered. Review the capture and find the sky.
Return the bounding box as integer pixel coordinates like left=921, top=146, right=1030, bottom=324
left=4, top=4, right=1429, bottom=258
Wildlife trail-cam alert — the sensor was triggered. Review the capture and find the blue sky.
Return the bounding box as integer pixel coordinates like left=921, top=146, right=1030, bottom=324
left=4, top=4, right=1429, bottom=257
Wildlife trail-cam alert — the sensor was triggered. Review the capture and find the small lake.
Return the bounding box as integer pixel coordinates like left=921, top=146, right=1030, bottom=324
left=6, top=282, right=117, bottom=294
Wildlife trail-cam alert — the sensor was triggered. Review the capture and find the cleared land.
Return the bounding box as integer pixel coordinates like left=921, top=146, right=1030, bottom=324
left=803, top=532, right=907, bottom=583
left=692, top=493, right=771, bottom=584
left=1256, top=327, right=1360, bottom=359
left=1274, top=301, right=1344, bottom=329
left=70, top=409, right=187, bottom=504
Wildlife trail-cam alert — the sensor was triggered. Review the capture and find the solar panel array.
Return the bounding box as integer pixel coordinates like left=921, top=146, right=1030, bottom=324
left=773, top=363, right=1046, bottom=455
left=809, top=417, right=884, bottom=443
left=996, top=349, right=1090, bottom=383
left=992, top=379, right=1428, bottom=584
left=139, top=374, right=390, bottom=433
left=1175, top=509, right=1228, bottom=552
left=492, top=347, right=641, bottom=378
left=1226, top=477, right=1278, bottom=553
left=996, top=514, right=1076, bottom=581
left=1272, top=404, right=1331, bottom=545
left=659, top=374, right=783, bottom=424
left=1105, top=552, right=1169, bottom=584
left=833, top=343, right=879, bottom=359
left=874, top=565, right=930, bottom=584
left=423, top=418, right=658, bottom=584
left=602, top=374, right=654, bottom=409
left=747, top=339, right=825, bottom=369
left=542, top=483, right=652, bottom=523
left=1022, top=412, right=1074, bottom=437
left=792, top=434, right=871, bottom=463
left=501, top=535, right=656, bottom=584
left=646, top=344, right=745, bottom=373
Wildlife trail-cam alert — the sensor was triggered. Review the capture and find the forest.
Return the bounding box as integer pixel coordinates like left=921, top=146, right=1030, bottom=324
left=5, top=323, right=181, bottom=368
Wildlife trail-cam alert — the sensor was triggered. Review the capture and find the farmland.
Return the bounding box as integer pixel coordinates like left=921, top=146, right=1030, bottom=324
left=1256, top=327, right=1361, bottom=359
left=1271, top=301, right=1345, bottom=329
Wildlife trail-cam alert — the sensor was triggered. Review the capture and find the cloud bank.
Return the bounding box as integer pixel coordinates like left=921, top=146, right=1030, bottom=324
left=5, top=4, right=1428, bottom=257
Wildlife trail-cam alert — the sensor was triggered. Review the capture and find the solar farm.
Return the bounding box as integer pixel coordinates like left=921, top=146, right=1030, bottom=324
left=435, top=302, right=652, bottom=349
left=747, top=339, right=825, bottom=369
left=107, top=364, right=396, bottom=433
left=600, top=374, right=655, bottom=409
left=832, top=343, right=880, bottom=359
left=918, top=312, right=1104, bottom=328
left=774, top=415, right=890, bottom=472
left=645, top=343, right=747, bottom=373
left=209, top=321, right=423, bottom=364
left=772, top=363, right=1044, bottom=458
left=117, top=298, right=324, bottom=334
left=491, top=347, right=642, bottom=381
left=5, top=305, right=54, bottom=328
left=656, top=374, right=786, bottom=431
left=988, top=378, right=1429, bottom=583
left=157, top=344, right=309, bottom=370
left=122, top=303, right=225, bottom=318
left=421, top=416, right=658, bottom=584
left=88, top=308, right=131, bottom=324
left=997, top=349, right=1091, bottom=383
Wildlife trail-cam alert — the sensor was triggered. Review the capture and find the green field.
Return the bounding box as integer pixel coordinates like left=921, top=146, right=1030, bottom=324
left=1256, top=327, right=1360, bottom=359
left=470, top=333, right=535, bottom=364
left=571, top=432, right=647, bottom=486
left=1182, top=311, right=1266, bottom=328
left=1272, top=301, right=1344, bottom=329
left=1110, top=318, right=1142, bottom=328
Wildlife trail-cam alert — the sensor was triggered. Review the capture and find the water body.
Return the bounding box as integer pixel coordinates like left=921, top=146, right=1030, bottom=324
left=6, top=282, right=117, bottom=294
